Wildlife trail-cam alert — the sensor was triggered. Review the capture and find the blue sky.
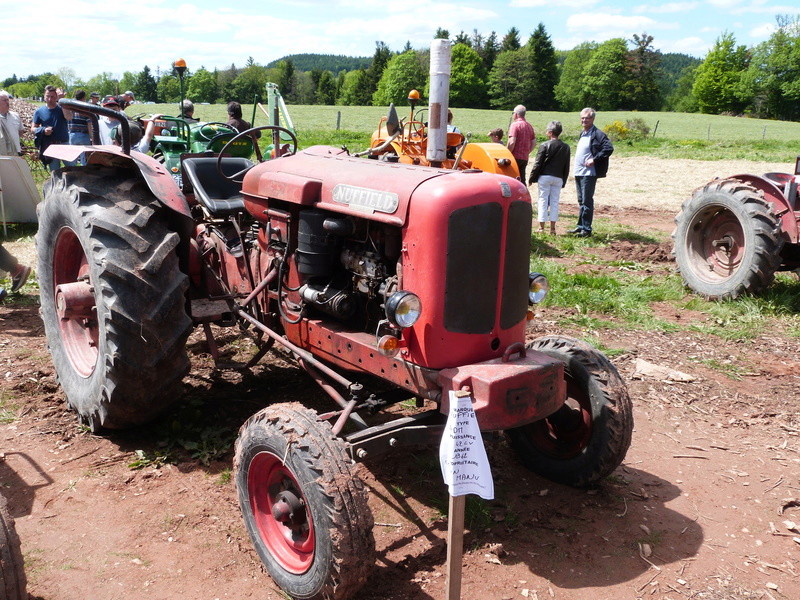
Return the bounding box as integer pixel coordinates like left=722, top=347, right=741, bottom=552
left=4, top=0, right=798, bottom=82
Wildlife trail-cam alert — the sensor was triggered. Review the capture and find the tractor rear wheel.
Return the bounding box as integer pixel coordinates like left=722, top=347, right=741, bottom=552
left=234, top=404, right=374, bottom=600
left=0, top=494, right=26, bottom=600
left=36, top=167, right=192, bottom=430
left=507, top=336, right=633, bottom=488
left=673, top=178, right=783, bottom=300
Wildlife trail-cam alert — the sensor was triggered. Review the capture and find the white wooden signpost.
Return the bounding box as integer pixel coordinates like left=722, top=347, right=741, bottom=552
left=439, top=388, right=494, bottom=599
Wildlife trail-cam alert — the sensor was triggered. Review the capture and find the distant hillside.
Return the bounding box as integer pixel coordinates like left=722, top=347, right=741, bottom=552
left=267, top=53, right=371, bottom=74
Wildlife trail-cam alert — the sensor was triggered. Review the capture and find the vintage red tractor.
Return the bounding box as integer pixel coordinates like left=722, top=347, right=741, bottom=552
left=673, top=158, right=800, bottom=299
left=37, top=98, right=633, bottom=600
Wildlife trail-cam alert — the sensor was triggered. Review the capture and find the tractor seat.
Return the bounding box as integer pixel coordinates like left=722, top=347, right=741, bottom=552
left=181, top=156, right=254, bottom=217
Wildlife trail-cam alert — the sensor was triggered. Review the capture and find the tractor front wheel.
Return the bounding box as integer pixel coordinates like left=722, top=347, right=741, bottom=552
left=0, top=494, right=26, bottom=600
left=673, top=178, right=783, bottom=299
left=234, top=404, right=374, bottom=600
left=36, top=167, right=192, bottom=430
left=507, top=336, right=633, bottom=488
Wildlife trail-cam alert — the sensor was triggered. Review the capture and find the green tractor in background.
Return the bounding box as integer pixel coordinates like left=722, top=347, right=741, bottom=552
left=147, top=82, right=295, bottom=187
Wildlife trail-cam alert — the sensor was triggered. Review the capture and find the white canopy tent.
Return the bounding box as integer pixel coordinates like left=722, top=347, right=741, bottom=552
left=0, top=156, right=40, bottom=237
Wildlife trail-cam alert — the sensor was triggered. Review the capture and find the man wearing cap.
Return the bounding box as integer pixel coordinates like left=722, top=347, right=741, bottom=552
left=89, top=92, right=100, bottom=105
left=120, top=91, right=135, bottom=109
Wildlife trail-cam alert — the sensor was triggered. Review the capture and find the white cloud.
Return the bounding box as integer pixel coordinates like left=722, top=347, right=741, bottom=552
left=749, top=23, right=776, bottom=37
left=707, top=0, right=743, bottom=7
left=511, top=0, right=597, bottom=6
left=634, top=2, right=698, bottom=14
left=661, top=36, right=709, bottom=56
left=566, top=13, right=664, bottom=34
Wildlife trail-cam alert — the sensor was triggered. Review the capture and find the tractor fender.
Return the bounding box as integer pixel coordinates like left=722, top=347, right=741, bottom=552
left=44, top=144, right=192, bottom=219
left=729, top=174, right=799, bottom=243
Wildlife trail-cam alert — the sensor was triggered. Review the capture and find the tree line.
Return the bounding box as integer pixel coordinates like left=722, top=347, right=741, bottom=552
left=3, top=16, right=798, bottom=121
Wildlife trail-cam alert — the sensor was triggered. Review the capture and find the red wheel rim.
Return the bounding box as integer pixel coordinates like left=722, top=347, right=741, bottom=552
left=526, top=379, right=592, bottom=459
left=53, top=227, right=98, bottom=377
left=686, top=206, right=745, bottom=283
left=248, top=451, right=315, bottom=574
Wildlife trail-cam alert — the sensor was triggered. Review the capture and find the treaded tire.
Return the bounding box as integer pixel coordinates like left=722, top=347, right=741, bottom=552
left=507, top=336, right=633, bottom=488
left=36, top=166, right=192, bottom=430
left=234, top=404, right=374, bottom=600
left=0, top=494, right=26, bottom=600
left=672, top=178, right=783, bottom=300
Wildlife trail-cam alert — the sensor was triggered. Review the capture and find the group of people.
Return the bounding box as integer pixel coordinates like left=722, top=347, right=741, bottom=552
left=489, top=105, right=614, bottom=237
left=0, top=86, right=261, bottom=301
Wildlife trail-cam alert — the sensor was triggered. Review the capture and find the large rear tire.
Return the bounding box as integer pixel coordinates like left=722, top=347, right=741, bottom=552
left=673, top=178, right=783, bottom=300
left=0, top=494, right=26, bottom=600
left=36, top=167, right=192, bottom=430
left=234, top=404, right=374, bottom=600
left=507, top=336, right=633, bottom=488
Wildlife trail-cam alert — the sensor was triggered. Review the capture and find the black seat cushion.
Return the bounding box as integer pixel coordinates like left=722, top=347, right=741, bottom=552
left=181, top=157, right=253, bottom=216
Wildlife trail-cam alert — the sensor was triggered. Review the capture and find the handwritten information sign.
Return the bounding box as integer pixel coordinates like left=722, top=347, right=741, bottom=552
left=439, top=390, right=494, bottom=500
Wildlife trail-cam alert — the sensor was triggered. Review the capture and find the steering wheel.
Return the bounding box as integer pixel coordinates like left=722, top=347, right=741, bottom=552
left=196, top=122, right=236, bottom=142
left=216, top=125, right=298, bottom=183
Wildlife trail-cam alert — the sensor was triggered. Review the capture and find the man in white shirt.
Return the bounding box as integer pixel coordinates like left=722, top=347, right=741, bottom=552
left=0, top=91, right=25, bottom=156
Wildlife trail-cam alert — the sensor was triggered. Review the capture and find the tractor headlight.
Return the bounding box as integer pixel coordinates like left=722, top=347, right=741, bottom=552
left=385, top=291, right=422, bottom=328
left=528, top=273, right=549, bottom=304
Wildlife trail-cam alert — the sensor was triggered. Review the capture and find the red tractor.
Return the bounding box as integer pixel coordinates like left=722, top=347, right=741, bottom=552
left=673, top=158, right=800, bottom=299
left=37, top=99, right=633, bottom=600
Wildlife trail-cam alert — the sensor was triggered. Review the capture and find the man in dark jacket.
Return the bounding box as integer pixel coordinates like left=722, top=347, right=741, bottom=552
left=570, top=107, right=613, bottom=237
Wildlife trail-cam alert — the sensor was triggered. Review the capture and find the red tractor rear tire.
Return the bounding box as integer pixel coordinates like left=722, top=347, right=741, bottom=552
left=36, top=167, right=192, bottom=430
left=673, top=178, right=783, bottom=300
left=0, top=494, right=26, bottom=600
left=234, top=404, right=374, bottom=600
left=507, top=336, right=633, bottom=488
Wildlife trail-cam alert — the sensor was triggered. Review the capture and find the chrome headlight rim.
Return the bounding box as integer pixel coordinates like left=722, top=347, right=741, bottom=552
left=528, top=272, right=549, bottom=305
left=384, top=290, right=422, bottom=328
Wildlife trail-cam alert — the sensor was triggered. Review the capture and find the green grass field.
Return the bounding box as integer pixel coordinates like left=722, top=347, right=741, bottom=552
left=130, top=102, right=800, bottom=162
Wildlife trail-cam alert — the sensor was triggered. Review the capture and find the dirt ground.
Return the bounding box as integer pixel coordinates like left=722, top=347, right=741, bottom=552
left=2, top=157, right=799, bottom=600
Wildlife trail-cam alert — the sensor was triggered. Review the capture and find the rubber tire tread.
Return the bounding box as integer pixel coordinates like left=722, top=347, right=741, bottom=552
left=672, top=178, right=783, bottom=300
left=234, top=403, right=374, bottom=600
left=507, top=336, right=633, bottom=488
left=36, top=166, right=192, bottom=430
left=0, top=494, right=26, bottom=600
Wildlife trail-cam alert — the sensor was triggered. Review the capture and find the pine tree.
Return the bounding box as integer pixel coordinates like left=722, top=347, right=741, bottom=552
left=525, top=23, right=558, bottom=110
left=501, top=27, right=521, bottom=52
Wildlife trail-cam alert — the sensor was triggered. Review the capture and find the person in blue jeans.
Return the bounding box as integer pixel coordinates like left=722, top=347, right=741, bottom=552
left=571, top=107, right=613, bottom=238
left=64, top=89, right=92, bottom=166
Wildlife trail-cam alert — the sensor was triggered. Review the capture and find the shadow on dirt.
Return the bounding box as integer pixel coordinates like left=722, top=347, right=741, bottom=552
left=0, top=452, right=53, bottom=518
left=355, top=438, right=703, bottom=597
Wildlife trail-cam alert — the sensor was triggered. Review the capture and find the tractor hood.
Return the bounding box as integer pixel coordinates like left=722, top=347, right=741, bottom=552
left=242, top=145, right=453, bottom=226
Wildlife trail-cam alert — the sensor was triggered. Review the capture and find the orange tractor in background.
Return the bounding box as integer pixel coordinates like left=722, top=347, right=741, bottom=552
left=362, top=89, right=519, bottom=178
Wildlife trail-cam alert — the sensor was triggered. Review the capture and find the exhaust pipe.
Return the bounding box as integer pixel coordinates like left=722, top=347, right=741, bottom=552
left=426, top=39, right=451, bottom=164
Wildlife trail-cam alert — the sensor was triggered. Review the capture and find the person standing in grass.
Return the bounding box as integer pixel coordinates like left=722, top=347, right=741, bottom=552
left=529, top=121, right=570, bottom=235
left=571, top=107, right=613, bottom=238
left=507, top=104, right=535, bottom=181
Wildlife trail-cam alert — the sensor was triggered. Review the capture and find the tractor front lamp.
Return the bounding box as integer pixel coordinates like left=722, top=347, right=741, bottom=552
left=385, top=291, right=422, bottom=329
left=528, top=273, right=549, bottom=304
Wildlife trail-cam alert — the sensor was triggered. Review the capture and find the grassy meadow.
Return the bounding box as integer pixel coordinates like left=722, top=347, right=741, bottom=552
left=131, top=102, right=800, bottom=162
